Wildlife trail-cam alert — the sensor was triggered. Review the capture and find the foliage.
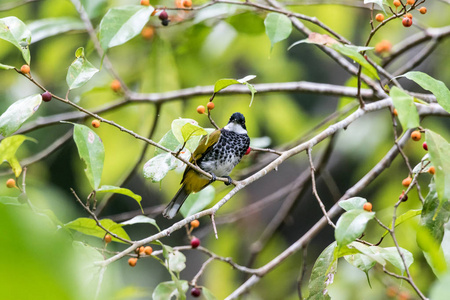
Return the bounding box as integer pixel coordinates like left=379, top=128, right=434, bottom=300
left=0, top=0, right=450, bottom=299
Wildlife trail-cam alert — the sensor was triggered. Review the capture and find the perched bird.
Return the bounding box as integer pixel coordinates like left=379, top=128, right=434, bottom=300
left=163, top=112, right=250, bottom=219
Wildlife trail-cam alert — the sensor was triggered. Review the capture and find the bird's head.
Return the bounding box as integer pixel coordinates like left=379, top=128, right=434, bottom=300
left=224, top=112, right=247, bottom=134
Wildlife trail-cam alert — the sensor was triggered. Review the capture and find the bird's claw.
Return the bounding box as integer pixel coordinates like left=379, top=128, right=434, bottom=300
left=209, top=173, right=217, bottom=183
left=224, top=176, right=232, bottom=186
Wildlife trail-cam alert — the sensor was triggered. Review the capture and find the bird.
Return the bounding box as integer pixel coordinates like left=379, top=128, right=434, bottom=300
left=163, top=112, right=250, bottom=219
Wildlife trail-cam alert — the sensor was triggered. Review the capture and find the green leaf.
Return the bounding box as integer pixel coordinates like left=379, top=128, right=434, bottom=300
left=381, top=209, right=422, bottom=238
left=72, top=123, right=105, bottom=190
left=65, top=218, right=130, bottom=243
left=120, top=215, right=161, bottom=231
left=264, top=13, right=292, bottom=51
left=213, top=75, right=257, bottom=105
left=0, top=135, right=36, bottom=177
left=335, top=209, right=375, bottom=249
left=66, top=47, right=99, bottom=90
left=0, top=17, right=31, bottom=64
left=166, top=250, right=186, bottom=273
left=347, top=242, right=386, bottom=266
left=390, top=86, right=420, bottom=130
left=180, top=185, right=215, bottom=217
left=430, top=272, right=450, bottom=300
left=426, top=130, right=450, bottom=204
left=308, top=242, right=337, bottom=300
left=143, top=151, right=188, bottom=183
left=99, top=5, right=154, bottom=50
left=181, top=122, right=207, bottom=143
left=172, top=119, right=202, bottom=145
left=379, top=247, right=414, bottom=273
left=330, top=44, right=379, bottom=79
left=289, top=33, right=378, bottom=79
left=0, top=63, right=15, bottom=70
left=80, top=0, right=108, bottom=19
left=27, top=17, right=85, bottom=43
left=202, top=287, right=218, bottom=300
left=339, top=197, right=367, bottom=211
left=0, top=196, right=20, bottom=206
left=400, top=71, right=450, bottom=114
left=227, top=12, right=265, bottom=35
left=96, top=185, right=143, bottom=213
left=214, top=78, right=240, bottom=93
left=344, top=252, right=376, bottom=274
left=364, top=0, right=388, bottom=14
left=152, top=281, right=188, bottom=300
left=0, top=94, right=42, bottom=137
left=121, top=215, right=160, bottom=231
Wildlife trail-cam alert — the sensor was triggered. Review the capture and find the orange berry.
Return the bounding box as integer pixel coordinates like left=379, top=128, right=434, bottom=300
left=141, top=26, right=154, bottom=40
left=393, top=0, right=401, bottom=7
left=91, top=119, right=100, bottom=128
left=405, top=13, right=413, bottom=19
left=183, top=0, right=192, bottom=7
left=402, top=177, right=412, bottom=187
left=207, top=102, right=215, bottom=110
left=375, top=13, right=384, bottom=22
left=386, top=286, right=398, bottom=297
left=144, top=246, right=153, bottom=255
left=139, top=246, right=145, bottom=254
left=402, top=17, right=412, bottom=27
left=406, top=0, right=414, bottom=5
left=6, top=178, right=16, bottom=188
left=20, top=64, right=30, bottom=74
left=428, top=166, right=435, bottom=175
left=363, top=202, right=373, bottom=212
left=393, top=108, right=398, bottom=116
left=128, top=257, right=138, bottom=267
left=104, top=234, right=112, bottom=244
left=410, top=130, right=421, bottom=141
left=375, top=40, right=392, bottom=53
left=419, top=7, right=427, bottom=14
left=110, top=79, right=121, bottom=92
left=175, top=0, right=184, bottom=8
left=398, top=291, right=410, bottom=300
left=197, top=105, right=206, bottom=114
left=140, top=0, right=150, bottom=6
left=190, top=219, right=200, bottom=228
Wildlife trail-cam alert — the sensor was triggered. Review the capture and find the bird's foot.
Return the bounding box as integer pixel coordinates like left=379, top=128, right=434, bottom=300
left=209, top=173, right=217, bottom=183
left=224, top=176, right=232, bottom=186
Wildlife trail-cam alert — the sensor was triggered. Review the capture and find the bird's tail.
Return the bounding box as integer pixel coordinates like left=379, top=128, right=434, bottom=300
left=163, top=184, right=190, bottom=219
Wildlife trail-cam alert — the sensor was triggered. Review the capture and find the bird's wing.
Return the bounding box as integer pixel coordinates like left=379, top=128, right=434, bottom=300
left=180, top=129, right=221, bottom=183
left=191, top=129, right=221, bottom=162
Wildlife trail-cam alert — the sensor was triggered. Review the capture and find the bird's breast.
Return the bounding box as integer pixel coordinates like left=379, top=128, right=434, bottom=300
left=198, top=131, right=250, bottom=176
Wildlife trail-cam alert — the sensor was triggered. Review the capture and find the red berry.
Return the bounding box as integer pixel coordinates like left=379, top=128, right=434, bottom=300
left=41, top=91, right=52, bottom=102
left=159, top=10, right=168, bottom=21
left=245, top=147, right=251, bottom=155
left=402, top=17, right=412, bottom=27
left=191, top=287, right=201, bottom=297
left=422, top=142, right=428, bottom=151
left=399, top=190, right=408, bottom=202
left=191, top=237, right=200, bottom=248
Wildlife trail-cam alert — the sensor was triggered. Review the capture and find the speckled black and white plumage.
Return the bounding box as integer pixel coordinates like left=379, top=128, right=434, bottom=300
left=199, top=128, right=250, bottom=177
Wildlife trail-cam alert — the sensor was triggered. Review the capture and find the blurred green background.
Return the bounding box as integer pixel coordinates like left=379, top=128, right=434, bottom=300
left=1, top=0, right=450, bottom=299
